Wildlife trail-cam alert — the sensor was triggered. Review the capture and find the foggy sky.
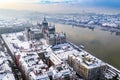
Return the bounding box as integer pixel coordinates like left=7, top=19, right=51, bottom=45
left=0, top=0, right=120, bottom=14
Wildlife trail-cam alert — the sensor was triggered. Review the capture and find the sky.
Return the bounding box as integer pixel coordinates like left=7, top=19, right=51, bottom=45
left=0, top=0, right=120, bottom=6
left=0, top=0, right=120, bottom=14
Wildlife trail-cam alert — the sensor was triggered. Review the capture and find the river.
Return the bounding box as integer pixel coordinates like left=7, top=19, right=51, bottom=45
left=54, top=23, right=120, bottom=70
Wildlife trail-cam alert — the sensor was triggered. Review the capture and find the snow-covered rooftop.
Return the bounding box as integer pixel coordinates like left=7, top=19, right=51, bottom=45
left=0, top=51, right=15, bottom=80
left=1, top=33, right=50, bottom=80
left=50, top=42, right=106, bottom=69
left=1, top=30, right=106, bottom=79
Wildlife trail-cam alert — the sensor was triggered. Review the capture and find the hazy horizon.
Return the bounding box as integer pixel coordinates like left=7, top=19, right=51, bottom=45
left=0, top=0, right=120, bottom=14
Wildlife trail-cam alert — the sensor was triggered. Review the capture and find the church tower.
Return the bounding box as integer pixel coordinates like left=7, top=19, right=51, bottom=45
left=42, top=17, right=48, bottom=32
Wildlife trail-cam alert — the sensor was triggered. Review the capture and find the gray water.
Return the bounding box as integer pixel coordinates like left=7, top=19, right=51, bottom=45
left=54, top=23, right=120, bottom=70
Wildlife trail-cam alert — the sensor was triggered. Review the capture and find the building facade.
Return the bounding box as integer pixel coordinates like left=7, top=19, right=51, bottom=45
left=68, top=53, right=106, bottom=80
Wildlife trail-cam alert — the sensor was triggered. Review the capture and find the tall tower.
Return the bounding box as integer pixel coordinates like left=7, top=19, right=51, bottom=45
left=42, top=17, right=48, bottom=31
